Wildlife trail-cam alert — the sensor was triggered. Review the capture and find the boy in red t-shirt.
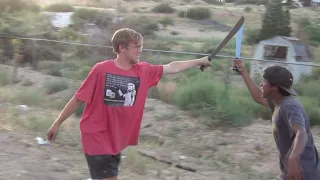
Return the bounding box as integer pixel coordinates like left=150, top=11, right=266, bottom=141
left=47, top=28, right=211, bottom=180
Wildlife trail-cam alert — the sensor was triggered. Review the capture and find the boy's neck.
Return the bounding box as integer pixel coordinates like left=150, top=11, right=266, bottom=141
left=272, top=94, right=289, bottom=106
left=115, top=55, right=131, bottom=70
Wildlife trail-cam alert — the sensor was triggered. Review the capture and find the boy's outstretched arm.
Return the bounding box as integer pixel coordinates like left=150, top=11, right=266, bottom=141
left=233, top=59, right=269, bottom=107
left=163, top=56, right=211, bottom=75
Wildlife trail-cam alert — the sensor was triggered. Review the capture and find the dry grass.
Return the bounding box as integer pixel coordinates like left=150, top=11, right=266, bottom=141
left=156, top=81, right=177, bottom=103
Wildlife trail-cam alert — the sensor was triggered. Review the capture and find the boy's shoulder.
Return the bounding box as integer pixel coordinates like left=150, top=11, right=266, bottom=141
left=91, top=60, right=115, bottom=70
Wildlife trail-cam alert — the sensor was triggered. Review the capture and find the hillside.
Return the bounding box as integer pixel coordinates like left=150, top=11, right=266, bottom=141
left=1, top=64, right=320, bottom=180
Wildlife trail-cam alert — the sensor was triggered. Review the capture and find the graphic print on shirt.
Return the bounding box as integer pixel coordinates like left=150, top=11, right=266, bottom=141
left=104, top=73, right=140, bottom=107
left=272, top=109, right=280, bottom=144
left=272, top=121, right=280, bottom=143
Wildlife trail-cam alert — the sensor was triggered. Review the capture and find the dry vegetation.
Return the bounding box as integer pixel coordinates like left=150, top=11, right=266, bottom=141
left=1, top=0, right=320, bottom=179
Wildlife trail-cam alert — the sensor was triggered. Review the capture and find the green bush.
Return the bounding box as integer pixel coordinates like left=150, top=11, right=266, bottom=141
left=202, top=0, right=224, bottom=5
left=244, top=6, right=252, bottom=12
left=72, top=8, right=113, bottom=29
left=152, top=4, right=175, bottom=13
left=0, top=9, right=55, bottom=66
left=246, top=29, right=261, bottom=45
left=158, top=17, right=174, bottom=29
left=0, top=0, right=41, bottom=13
left=11, top=89, right=41, bottom=106
left=235, top=0, right=264, bottom=5
left=290, top=79, right=320, bottom=126
left=299, top=81, right=320, bottom=101
left=0, top=69, right=10, bottom=85
left=178, top=7, right=212, bottom=20
left=44, top=3, right=74, bottom=12
left=173, top=74, right=262, bottom=126
left=44, top=79, right=69, bottom=94
left=297, top=96, right=320, bottom=126
left=305, top=25, right=320, bottom=44
left=121, top=16, right=159, bottom=36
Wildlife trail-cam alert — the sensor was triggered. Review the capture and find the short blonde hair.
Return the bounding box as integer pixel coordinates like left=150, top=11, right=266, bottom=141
left=111, top=28, right=143, bottom=53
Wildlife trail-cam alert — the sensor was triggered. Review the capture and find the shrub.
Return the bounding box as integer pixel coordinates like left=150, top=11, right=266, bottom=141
left=152, top=4, right=175, bottom=13
left=305, top=25, right=320, bottom=44
left=27, top=116, right=53, bottom=133
left=173, top=73, right=259, bottom=126
left=244, top=7, right=252, bottom=12
left=171, top=31, right=179, bottom=35
left=297, top=96, right=320, bottom=126
left=72, top=8, right=113, bottom=29
left=158, top=17, right=174, bottom=30
left=203, top=0, right=224, bottom=5
left=121, top=16, right=159, bottom=36
left=235, top=0, right=263, bottom=5
left=178, top=7, right=212, bottom=20
left=44, top=79, right=69, bottom=94
left=246, top=29, right=261, bottom=45
left=11, top=89, right=41, bottom=106
left=0, top=0, right=41, bottom=13
left=44, top=3, right=74, bottom=12
left=0, top=69, right=10, bottom=85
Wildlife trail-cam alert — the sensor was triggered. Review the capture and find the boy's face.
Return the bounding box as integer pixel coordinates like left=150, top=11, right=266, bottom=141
left=120, top=39, right=143, bottom=65
left=260, top=79, right=277, bottom=98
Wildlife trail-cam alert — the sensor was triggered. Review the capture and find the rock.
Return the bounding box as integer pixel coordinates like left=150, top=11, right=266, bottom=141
left=16, top=170, right=28, bottom=177
left=255, top=143, right=262, bottom=151
left=51, top=157, right=61, bottom=162
left=52, top=163, right=66, bottom=172
left=16, top=105, right=29, bottom=115
left=143, top=124, right=152, bottom=128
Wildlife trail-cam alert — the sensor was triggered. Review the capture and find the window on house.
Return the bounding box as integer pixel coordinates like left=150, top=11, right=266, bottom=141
left=263, top=45, right=288, bottom=61
left=295, top=56, right=302, bottom=61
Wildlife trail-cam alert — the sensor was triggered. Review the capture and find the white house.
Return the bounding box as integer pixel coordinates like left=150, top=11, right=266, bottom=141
left=312, top=0, right=320, bottom=7
left=42, top=12, right=74, bottom=30
left=250, top=36, right=313, bottom=84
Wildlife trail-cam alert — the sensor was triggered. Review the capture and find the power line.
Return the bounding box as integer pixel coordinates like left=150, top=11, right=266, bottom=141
left=0, top=34, right=319, bottom=68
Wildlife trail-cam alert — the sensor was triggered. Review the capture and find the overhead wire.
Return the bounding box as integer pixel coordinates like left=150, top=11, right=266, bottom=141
left=0, top=34, right=319, bottom=68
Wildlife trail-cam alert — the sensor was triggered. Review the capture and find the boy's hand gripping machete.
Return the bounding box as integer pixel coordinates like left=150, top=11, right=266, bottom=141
left=199, top=15, right=245, bottom=72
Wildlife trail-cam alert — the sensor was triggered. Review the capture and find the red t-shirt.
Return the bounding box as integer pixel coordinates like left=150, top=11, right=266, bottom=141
left=74, top=60, right=163, bottom=155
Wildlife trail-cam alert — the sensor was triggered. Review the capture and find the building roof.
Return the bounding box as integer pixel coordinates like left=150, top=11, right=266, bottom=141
left=281, top=36, right=313, bottom=62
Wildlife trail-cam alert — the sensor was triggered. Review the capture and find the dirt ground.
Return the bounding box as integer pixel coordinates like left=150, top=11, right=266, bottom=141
left=0, top=129, right=88, bottom=180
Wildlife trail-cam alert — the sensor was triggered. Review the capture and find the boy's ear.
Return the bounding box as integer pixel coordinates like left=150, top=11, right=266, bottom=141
left=118, top=44, right=125, bottom=52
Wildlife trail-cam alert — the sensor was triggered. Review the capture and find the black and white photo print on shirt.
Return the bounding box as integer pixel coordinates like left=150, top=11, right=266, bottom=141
left=104, top=73, right=140, bottom=107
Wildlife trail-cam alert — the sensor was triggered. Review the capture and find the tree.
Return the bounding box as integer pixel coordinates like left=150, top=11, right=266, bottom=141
left=259, top=0, right=292, bottom=40
left=280, top=9, right=292, bottom=36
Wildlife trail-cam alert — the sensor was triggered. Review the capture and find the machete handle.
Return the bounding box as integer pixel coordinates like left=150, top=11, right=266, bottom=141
left=232, top=57, right=240, bottom=72
left=199, top=56, right=212, bottom=72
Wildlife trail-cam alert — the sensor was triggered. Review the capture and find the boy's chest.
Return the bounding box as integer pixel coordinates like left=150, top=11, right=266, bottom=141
left=99, top=71, right=148, bottom=107
left=272, top=106, right=292, bottom=142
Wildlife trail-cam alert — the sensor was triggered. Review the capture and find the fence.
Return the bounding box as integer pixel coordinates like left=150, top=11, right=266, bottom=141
left=0, top=35, right=320, bottom=126
left=1, top=34, right=319, bottom=84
